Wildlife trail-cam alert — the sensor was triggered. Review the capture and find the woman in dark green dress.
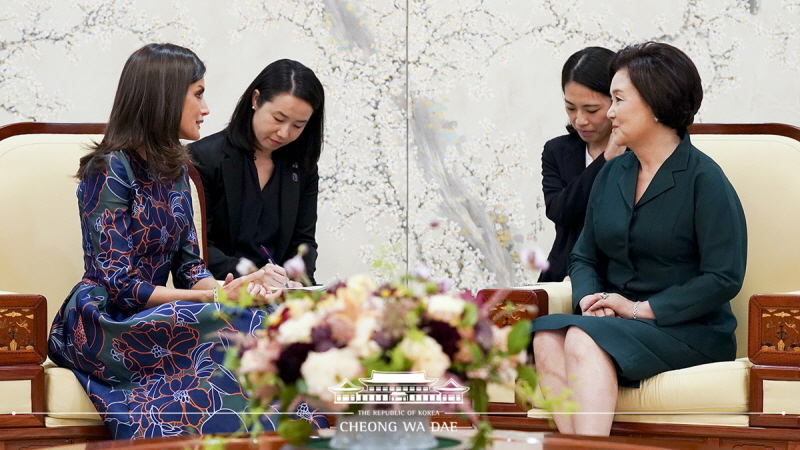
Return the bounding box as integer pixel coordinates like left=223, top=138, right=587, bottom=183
left=531, top=42, right=747, bottom=436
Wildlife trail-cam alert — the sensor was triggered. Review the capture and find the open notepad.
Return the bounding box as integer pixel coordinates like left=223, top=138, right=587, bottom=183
left=282, top=285, right=327, bottom=291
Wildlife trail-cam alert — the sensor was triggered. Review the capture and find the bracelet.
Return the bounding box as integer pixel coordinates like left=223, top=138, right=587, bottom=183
left=212, top=287, right=219, bottom=303
left=632, top=301, right=641, bottom=319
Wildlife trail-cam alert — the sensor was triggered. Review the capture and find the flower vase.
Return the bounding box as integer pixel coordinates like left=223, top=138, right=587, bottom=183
left=329, top=405, right=438, bottom=450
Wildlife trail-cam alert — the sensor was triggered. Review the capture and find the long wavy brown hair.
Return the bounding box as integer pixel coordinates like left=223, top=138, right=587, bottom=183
left=77, top=43, right=205, bottom=180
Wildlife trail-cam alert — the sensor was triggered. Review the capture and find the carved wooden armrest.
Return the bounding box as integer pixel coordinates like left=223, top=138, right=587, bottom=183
left=479, top=288, right=549, bottom=327
left=748, top=293, right=800, bottom=428
left=0, top=294, right=47, bottom=365
left=0, top=294, right=47, bottom=427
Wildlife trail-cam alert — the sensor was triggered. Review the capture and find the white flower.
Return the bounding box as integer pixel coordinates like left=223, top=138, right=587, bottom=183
left=426, top=294, right=466, bottom=325
left=343, top=274, right=377, bottom=304
left=398, top=335, right=451, bottom=379
left=302, top=348, right=363, bottom=406
left=238, top=338, right=279, bottom=374
left=347, top=315, right=380, bottom=357
left=492, top=325, right=511, bottom=353
left=236, top=257, right=257, bottom=275
left=277, top=312, right=319, bottom=344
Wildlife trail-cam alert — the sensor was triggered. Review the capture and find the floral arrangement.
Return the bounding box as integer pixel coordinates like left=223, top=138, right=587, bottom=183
left=222, top=251, right=548, bottom=449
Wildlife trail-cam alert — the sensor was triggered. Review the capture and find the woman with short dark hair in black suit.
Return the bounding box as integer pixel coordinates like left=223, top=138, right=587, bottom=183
left=539, top=46, right=626, bottom=282
left=190, top=59, right=324, bottom=286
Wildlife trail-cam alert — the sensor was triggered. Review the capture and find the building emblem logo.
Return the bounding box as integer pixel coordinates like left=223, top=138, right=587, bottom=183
left=328, top=370, right=469, bottom=404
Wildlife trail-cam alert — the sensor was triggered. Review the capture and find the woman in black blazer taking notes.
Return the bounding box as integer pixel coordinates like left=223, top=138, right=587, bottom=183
left=190, top=59, right=324, bottom=285
left=539, top=47, right=626, bottom=281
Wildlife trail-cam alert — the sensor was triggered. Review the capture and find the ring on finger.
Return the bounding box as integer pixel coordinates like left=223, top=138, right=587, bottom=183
left=600, top=292, right=609, bottom=299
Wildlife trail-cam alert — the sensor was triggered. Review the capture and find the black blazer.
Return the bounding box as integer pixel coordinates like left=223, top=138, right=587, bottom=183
left=539, top=133, right=607, bottom=282
left=189, top=131, right=319, bottom=282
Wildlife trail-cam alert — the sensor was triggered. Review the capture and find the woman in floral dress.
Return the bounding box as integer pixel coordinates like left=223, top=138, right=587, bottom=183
left=48, top=43, right=326, bottom=439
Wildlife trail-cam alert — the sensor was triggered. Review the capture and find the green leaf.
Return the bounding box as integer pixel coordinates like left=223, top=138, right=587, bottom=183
left=277, top=418, right=313, bottom=445
left=461, top=302, right=478, bottom=328
left=223, top=347, right=241, bottom=372
left=468, top=378, right=488, bottom=413
left=279, top=384, right=299, bottom=411
left=506, top=319, right=531, bottom=355
left=468, top=419, right=494, bottom=450
left=516, top=364, right=538, bottom=387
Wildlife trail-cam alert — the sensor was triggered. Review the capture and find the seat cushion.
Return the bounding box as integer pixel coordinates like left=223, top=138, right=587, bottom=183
left=44, top=362, right=103, bottom=423
left=616, top=358, right=751, bottom=414
left=523, top=359, right=752, bottom=426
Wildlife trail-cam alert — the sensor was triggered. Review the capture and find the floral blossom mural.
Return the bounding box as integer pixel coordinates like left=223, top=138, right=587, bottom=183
left=1, top=0, right=799, bottom=294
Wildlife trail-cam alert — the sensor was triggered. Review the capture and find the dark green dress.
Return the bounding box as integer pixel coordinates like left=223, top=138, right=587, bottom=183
left=531, top=133, right=747, bottom=386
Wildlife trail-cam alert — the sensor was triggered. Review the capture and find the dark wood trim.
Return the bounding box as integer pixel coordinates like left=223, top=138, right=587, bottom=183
left=186, top=164, right=208, bottom=264
left=478, top=288, right=548, bottom=327
left=0, top=365, right=44, bottom=428
left=490, top=415, right=800, bottom=444
left=0, top=425, right=110, bottom=440
left=749, top=365, right=800, bottom=428
left=748, top=294, right=800, bottom=366
left=0, top=122, right=105, bottom=142
left=689, top=122, right=800, bottom=141
left=0, top=295, right=47, bottom=365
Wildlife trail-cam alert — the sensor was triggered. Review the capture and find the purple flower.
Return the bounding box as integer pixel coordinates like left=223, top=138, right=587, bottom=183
left=411, top=263, right=431, bottom=280
left=311, top=325, right=336, bottom=352
left=519, top=247, right=550, bottom=272
left=436, top=278, right=454, bottom=293
left=284, top=254, right=306, bottom=280
left=421, top=320, right=460, bottom=359
left=474, top=319, right=494, bottom=353
left=236, top=257, right=257, bottom=275
left=276, top=342, right=314, bottom=384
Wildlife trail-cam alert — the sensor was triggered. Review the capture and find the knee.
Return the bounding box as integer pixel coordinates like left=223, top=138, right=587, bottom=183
left=563, top=327, right=603, bottom=359
left=532, top=330, right=566, bottom=367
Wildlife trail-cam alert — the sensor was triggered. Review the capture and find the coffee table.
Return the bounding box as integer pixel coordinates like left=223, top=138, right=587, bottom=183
left=44, top=429, right=714, bottom=450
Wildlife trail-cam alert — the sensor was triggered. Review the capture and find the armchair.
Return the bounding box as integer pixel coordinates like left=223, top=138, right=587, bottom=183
left=485, top=123, right=800, bottom=449
left=0, top=122, right=207, bottom=447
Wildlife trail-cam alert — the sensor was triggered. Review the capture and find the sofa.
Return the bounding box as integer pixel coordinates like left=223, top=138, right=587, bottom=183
left=485, top=123, right=800, bottom=449
left=0, top=122, right=208, bottom=448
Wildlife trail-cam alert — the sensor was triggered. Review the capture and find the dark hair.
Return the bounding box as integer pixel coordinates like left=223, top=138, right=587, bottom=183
left=226, top=59, right=325, bottom=170
left=77, top=43, right=205, bottom=180
left=561, top=47, right=615, bottom=135
left=610, top=42, right=703, bottom=137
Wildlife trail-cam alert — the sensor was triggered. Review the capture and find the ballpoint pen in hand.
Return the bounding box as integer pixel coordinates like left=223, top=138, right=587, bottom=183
left=261, top=245, right=289, bottom=288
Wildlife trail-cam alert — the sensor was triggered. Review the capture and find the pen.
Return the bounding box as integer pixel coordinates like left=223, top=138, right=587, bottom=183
left=261, top=245, right=289, bottom=288
left=260, top=245, right=276, bottom=265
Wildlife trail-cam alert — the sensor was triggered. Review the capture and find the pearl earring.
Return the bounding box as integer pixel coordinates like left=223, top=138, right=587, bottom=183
left=252, top=105, right=256, bottom=110
left=654, top=116, right=659, bottom=123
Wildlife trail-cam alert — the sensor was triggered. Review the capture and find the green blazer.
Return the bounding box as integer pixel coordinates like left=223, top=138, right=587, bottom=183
left=570, top=132, right=747, bottom=360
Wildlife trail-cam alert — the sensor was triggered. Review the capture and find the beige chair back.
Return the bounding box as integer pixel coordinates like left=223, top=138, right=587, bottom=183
left=690, top=123, right=800, bottom=358
left=0, top=123, right=206, bottom=325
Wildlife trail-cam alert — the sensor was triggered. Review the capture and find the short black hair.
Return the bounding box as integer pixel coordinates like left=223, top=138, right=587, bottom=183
left=611, top=42, right=703, bottom=137
left=226, top=59, right=325, bottom=170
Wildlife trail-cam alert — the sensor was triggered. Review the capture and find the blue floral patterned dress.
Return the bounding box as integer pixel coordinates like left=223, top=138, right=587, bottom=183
left=48, top=150, right=327, bottom=439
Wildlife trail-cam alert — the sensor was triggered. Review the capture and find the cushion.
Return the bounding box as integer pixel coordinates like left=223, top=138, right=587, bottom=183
left=523, top=358, right=751, bottom=427
left=44, top=361, right=103, bottom=423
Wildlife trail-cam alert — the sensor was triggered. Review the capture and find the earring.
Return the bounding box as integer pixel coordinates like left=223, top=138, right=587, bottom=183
left=252, top=105, right=256, bottom=111
left=654, top=116, right=659, bottom=123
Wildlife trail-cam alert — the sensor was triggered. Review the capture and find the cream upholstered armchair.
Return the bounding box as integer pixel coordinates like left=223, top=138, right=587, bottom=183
left=484, top=123, right=800, bottom=449
left=0, top=122, right=207, bottom=446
